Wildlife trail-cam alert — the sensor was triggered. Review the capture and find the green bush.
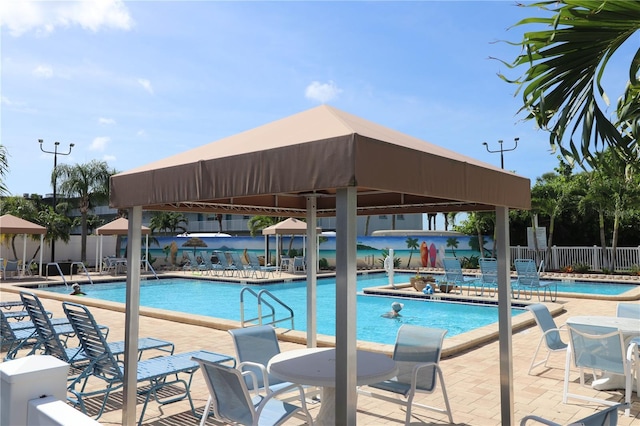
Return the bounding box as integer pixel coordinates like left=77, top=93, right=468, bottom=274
left=319, top=258, right=329, bottom=269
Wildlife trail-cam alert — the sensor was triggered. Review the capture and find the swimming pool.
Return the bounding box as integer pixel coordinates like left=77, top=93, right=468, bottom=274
left=43, top=273, right=526, bottom=345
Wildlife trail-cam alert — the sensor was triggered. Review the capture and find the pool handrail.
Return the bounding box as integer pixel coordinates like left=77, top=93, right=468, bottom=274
left=239, top=287, right=294, bottom=330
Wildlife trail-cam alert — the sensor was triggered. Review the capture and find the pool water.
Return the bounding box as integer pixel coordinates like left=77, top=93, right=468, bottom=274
left=44, top=273, right=526, bottom=345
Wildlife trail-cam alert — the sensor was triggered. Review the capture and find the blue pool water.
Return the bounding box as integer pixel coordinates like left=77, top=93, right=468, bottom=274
left=44, top=273, right=525, bottom=345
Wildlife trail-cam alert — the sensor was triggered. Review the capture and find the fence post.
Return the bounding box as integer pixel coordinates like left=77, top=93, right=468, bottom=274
left=551, top=246, right=558, bottom=270
left=592, top=245, right=599, bottom=271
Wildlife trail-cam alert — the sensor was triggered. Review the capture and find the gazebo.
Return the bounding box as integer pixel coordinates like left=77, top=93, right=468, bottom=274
left=109, top=105, right=530, bottom=425
left=262, top=217, right=322, bottom=267
left=0, top=213, right=47, bottom=277
left=95, top=217, right=151, bottom=273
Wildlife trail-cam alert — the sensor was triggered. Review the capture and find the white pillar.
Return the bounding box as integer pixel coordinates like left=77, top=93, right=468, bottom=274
left=306, top=196, right=317, bottom=348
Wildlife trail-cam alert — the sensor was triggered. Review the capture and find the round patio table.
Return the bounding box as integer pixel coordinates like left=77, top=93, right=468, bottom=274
left=268, top=347, right=397, bottom=426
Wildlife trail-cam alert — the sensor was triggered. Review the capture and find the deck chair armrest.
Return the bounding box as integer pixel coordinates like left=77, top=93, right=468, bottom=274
left=240, top=370, right=260, bottom=397
left=238, top=361, right=269, bottom=394
left=409, top=362, right=443, bottom=392
left=254, top=382, right=310, bottom=421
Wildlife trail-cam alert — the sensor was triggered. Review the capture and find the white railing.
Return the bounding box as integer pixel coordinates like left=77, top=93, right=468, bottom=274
left=510, top=245, right=640, bottom=272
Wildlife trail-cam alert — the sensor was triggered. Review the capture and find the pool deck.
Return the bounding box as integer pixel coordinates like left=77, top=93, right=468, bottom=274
left=1, top=270, right=639, bottom=425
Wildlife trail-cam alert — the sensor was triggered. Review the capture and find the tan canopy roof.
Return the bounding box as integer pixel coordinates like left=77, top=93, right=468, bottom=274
left=262, top=217, right=321, bottom=235
left=0, top=214, right=46, bottom=234
left=110, top=105, right=530, bottom=214
left=95, top=217, right=151, bottom=235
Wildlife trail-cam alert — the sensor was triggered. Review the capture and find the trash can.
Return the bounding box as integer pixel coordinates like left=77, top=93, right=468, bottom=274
left=0, top=355, right=69, bottom=425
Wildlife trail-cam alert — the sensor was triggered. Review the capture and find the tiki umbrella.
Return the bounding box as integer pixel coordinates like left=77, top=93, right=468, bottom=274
left=181, top=237, right=208, bottom=255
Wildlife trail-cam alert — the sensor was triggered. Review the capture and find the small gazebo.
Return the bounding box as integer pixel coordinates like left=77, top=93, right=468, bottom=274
left=0, top=214, right=47, bottom=276
left=95, top=218, right=151, bottom=273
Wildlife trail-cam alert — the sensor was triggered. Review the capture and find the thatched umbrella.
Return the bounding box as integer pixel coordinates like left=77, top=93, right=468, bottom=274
left=181, top=237, right=208, bottom=255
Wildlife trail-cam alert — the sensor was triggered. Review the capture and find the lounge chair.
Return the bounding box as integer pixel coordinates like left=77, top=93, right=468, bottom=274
left=213, top=250, right=238, bottom=276
left=192, top=356, right=313, bottom=426
left=563, top=323, right=635, bottom=416
left=616, top=302, right=640, bottom=319
left=514, top=259, right=556, bottom=302
left=245, top=251, right=277, bottom=279
left=0, top=309, right=40, bottom=360
left=477, top=258, right=499, bottom=297
left=525, top=304, right=568, bottom=375
left=62, top=301, right=234, bottom=425
left=358, top=324, right=453, bottom=425
left=228, top=251, right=250, bottom=278
left=441, top=257, right=474, bottom=295
left=20, top=291, right=174, bottom=378
left=520, top=403, right=625, bottom=425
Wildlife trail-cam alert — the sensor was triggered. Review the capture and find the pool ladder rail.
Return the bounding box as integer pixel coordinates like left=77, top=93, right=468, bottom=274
left=45, top=261, right=94, bottom=287
left=240, top=287, right=294, bottom=329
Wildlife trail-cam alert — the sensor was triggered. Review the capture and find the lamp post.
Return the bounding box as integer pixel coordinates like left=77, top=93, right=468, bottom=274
left=482, top=138, right=519, bottom=170
left=39, top=139, right=74, bottom=262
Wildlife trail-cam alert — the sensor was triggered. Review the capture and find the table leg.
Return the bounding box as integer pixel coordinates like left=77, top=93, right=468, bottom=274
left=315, top=387, right=336, bottom=426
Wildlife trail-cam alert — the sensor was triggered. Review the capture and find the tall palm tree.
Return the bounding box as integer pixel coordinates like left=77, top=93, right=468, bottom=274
left=0, top=144, right=8, bottom=195
left=55, top=160, right=112, bottom=262
left=446, top=237, right=459, bottom=258
left=502, top=1, right=640, bottom=168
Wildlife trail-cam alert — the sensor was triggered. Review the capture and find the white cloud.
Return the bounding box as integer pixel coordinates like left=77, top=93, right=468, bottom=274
left=32, top=64, right=53, bottom=78
left=90, top=136, right=110, bottom=151
left=305, top=80, right=342, bottom=104
left=137, top=78, right=154, bottom=94
left=103, top=154, right=116, bottom=162
left=98, top=117, right=116, bottom=125
left=136, top=129, right=146, bottom=137
left=0, top=0, right=134, bottom=37
left=1, top=96, right=13, bottom=106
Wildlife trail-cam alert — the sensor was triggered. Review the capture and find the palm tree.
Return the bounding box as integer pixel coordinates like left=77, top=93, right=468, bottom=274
left=247, top=216, right=277, bottom=237
left=0, top=144, right=9, bottom=195
left=501, top=1, right=640, bottom=168
left=149, top=212, right=188, bottom=235
left=446, top=237, right=459, bottom=258
left=405, top=237, right=419, bottom=268
left=55, top=160, right=112, bottom=262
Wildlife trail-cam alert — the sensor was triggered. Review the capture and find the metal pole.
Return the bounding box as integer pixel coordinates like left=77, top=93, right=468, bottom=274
left=482, top=138, right=519, bottom=170
left=39, top=139, right=74, bottom=262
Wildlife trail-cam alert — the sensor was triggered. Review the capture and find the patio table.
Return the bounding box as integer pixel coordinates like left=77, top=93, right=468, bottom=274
left=268, top=347, right=397, bottom=426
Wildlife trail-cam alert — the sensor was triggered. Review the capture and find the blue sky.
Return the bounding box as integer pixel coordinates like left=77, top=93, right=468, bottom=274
left=0, top=1, right=632, bottom=200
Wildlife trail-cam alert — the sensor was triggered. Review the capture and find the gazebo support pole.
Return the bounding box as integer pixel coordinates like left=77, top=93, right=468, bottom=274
left=306, top=196, right=318, bottom=348
left=335, top=187, right=357, bottom=425
left=122, top=206, right=142, bottom=426
left=39, top=235, right=44, bottom=276
left=496, top=206, right=514, bottom=425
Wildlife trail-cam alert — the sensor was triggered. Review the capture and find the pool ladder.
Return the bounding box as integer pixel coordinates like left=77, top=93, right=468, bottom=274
left=45, top=261, right=94, bottom=287
left=240, top=287, right=294, bottom=329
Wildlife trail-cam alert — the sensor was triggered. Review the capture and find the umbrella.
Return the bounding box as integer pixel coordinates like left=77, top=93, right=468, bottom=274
left=181, top=237, right=208, bottom=255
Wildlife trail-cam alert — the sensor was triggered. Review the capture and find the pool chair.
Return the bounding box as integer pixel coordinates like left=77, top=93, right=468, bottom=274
left=358, top=324, right=454, bottom=425
left=477, top=257, right=499, bottom=297
left=1, top=259, right=20, bottom=280
left=520, top=403, right=626, bottom=425
left=192, top=356, right=313, bottom=426
left=213, top=250, right=238, bottom=276
left=228, top=325, right=300, bottom=395
left=292, top=256, right=306, bottom=274
left=616, top=302, right=640, bottom=319
left=61, top=301, right=234, bottom=425
left=441, top=257, right=474, bottom=295
left=245, top=251, right=277, bottom=279
left=525, top=304, right=568, bottom=375
left=20, top=291, right=174, bottom=378
left=228, top=251, right=250, bottom=278
left=0, top=308, right=40, bottom=360
left=514, top=259, right=556, bottom=302
left=563, top=323, right=636, bottom=417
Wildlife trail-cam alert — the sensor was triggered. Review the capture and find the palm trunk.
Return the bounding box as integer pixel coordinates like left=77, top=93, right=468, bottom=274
left=598, top=209, right=608, bottom=270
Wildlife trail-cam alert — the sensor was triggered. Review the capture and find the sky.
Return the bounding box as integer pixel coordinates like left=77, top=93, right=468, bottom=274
left=0, top=0, right=633, bottom=201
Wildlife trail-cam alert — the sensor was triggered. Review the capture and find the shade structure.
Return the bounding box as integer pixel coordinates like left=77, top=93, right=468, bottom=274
left=0, top=214, right=46, bottom=277
left=262, top=217, right=322, bottom=268
left=94, top=218, right=151, bottom=273
left=110, top=105, right=531, bottom=425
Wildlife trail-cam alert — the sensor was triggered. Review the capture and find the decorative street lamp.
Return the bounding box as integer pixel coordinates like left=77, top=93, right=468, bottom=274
left=39, top=139, right=74, bottom=262
left=482, top=137, right=519, bottom=170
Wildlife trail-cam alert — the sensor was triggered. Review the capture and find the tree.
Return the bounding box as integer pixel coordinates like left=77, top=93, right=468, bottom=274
left=55, top=160, right=112, bottom=262
left=247, top=216, right=277, bottom=237
left=0, top=145, right=8, bottom=195
left=446, top=237, right=459, bottom=258
left=149, top=212, right=188, bottom=236
left=405, top=237, right=419, bottom=268
left=501, top=1, right=640, bottom=168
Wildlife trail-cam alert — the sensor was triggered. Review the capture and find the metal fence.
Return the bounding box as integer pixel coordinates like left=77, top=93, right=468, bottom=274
left=510, top=245, right=640, bottom=272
